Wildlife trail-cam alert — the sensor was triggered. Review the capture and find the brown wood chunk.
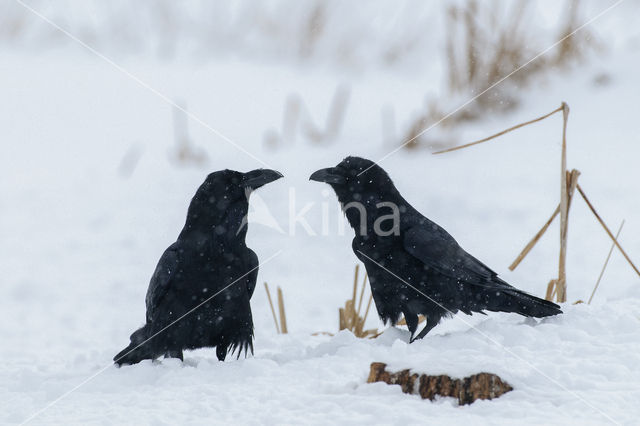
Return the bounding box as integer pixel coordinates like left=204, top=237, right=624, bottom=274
left=368, top=363, right=513, bottom=405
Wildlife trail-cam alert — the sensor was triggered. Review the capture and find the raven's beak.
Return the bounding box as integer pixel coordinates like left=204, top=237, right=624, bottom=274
left=309, top=167, right=346, bottom=185
left=242, top=169, right=283, bottom=189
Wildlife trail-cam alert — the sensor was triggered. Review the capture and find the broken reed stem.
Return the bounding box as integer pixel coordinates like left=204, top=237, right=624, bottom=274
left=277, top=286, right=288, bottom=334
left=432, top=105, right=563, bottom=155
left=577, top=184, right=640, bottom=277
left=340, top=265, right=361, bottom=331
left=345, top=300, right=356, bottom=330
left=589, top=220, right=625, bottom=304
left=264, top=282, right=280, bottom=334
left=545, top=279, right=558, bottom=301
left=509, top=203, right=560, bottom=271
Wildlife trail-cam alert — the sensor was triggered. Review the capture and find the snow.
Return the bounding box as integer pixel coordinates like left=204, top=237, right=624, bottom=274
left=2, top=1, right=640, bottom=424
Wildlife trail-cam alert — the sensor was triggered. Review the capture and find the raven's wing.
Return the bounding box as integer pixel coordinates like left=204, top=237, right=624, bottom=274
left=403, top=226, right=512, bottom=288
left=145, top=243, right=180, bottom=322
left=245, top=248, right=259, bottom=299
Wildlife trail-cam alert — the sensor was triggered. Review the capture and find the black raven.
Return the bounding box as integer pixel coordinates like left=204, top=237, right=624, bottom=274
left=114, top=168, right=283, bottom=365
left=310, top=157, right=561, bottom=342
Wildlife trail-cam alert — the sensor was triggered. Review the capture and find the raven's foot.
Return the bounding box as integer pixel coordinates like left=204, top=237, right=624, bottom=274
left=403, top=312, right=419, bottom=344
left=409, top=316, right=439, bottom=343
left=216, top=344, right=228, bottom=362
left=164, top=349, right=184, bottom=361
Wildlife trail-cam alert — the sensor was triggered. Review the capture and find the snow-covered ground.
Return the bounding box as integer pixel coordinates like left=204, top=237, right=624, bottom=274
left=2, top=2, right=640, bottom=425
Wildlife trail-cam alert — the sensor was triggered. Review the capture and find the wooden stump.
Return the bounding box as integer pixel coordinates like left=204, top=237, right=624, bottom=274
left=367, top=362, right=513, bottom=405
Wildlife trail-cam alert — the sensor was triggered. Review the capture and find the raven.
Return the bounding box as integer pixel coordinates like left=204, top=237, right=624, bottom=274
left=114, top=168, right=283, bottom=365
left=310, top=157, right=561, bottom=342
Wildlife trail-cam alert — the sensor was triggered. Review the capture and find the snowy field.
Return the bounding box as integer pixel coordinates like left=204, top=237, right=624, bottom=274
left=2, top=1, right=640, bottom=425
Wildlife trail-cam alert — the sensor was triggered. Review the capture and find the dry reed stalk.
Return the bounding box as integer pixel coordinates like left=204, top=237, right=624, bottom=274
left=509, top=204, right=560, bottom=271
left=555, top=0, right=594, bottom=66
left=117, top=144, right=143, bottom=178
left=277, top=286, right=288, bottom=334
left=510, top=168, right=580, bottom=279
left=362, top=293, right=373, bottom=322
left=545, top=279, right=558, bottom=301
left=264, top=282, right=280, bottom=334
left=361, top=293, right=373, bottom=328
left=463, top=0, right=478, bottom=87
left=267, top=85, right=350, bottom=148
left=432, top=105, right=563, bottom=155
left=171, top=102, right=207, bottom=166
left=556, top=168, right=581, bottom=301
left=403, top=114, right=429, bottom=150
left=301, top=85, right=350, bottom=144
left=336, top=266, right=379, bottom=338
left=299, top=2, right=326, bottom=58
left=577, top=184, right=640, bottom=277
left=407, top=1, right=591, bottom=151
left=338, top=308, right=346, bottom=330
left=445, top=5, right=460, bottom=92
left=283, top=95, right=301, bottom=144
left=588, top=220, right=625, bottom=304
left=433, top=101, right=590, bottom=302
left=323, top=85, right=350, bottom=141
left=347, top=300, right=357, bottom=330
left=556, top=103, right=571, bottom=302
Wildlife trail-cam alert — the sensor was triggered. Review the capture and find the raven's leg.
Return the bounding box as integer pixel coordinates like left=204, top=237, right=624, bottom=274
left=402, top=311, right=419, bottom=342
left=216, top=344, right=228, bottom=361
left=410, top=315, right=440, bottom=343
left=164, top=349, right=183, bottom=361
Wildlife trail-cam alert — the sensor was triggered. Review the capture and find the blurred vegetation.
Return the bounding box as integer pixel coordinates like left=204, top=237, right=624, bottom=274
left=403, top=0, right=597, bottom=151
left=1, top=0, right=604, bottom=151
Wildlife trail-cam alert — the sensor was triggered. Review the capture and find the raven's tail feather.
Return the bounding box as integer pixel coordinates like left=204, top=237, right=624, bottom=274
left=481, top=285, right=562, bottom=318
left=224, top=317, right=255, bottom=361
left=113, top=325, right=156, bottom=366
left=230, top=337, right=254, bottom=360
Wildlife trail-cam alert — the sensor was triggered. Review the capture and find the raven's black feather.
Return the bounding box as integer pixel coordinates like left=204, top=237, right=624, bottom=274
left=311, top=157, right=561, bottom=342
left=114, top=168, right=282, bottom=365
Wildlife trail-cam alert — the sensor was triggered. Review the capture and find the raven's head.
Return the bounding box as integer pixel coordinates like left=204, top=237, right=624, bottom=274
left=309, top=156, right=397, bottom=202
left=183, top=168, right=283, bottom=238
left=310, top=157, right=407, bottom=236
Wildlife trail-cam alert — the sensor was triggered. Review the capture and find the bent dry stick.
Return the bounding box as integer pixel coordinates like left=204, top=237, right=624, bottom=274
left=577, top=185, right=640, bottom=277
left=588, top=220, right=625, bottom=304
